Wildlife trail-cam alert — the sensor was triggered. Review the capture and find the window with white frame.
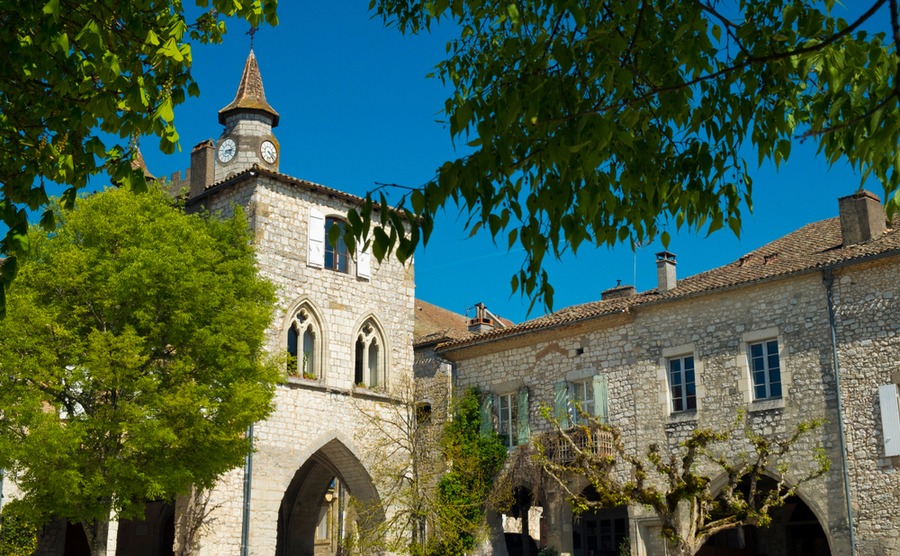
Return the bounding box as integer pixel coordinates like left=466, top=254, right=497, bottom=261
left=497, top=392, right=518, bottom=448
left=324, top=217, right=349, bottom=273
left=354, top=319, right=385, bottom=388
left=749, top=339, right=781, bottom=400
left=287, top=307, right=321, bottom=380
left=571, top=379, right=595, bottom=424
left=554, top=375, right=608, bottom=428
left=668, top=355, right=696, bottom=412
left=482, top=387, right=530, bottom=448
left=308, top=208, right=372, bottom=279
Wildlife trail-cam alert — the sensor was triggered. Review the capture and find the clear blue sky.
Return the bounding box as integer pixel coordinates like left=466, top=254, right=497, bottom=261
left=133, top=3, right=886, bottom=324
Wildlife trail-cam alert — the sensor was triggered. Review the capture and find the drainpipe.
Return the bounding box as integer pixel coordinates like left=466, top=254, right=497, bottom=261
left=822, top=269, right=857, bottom=555
left=240, top=424, right=254, bottom=556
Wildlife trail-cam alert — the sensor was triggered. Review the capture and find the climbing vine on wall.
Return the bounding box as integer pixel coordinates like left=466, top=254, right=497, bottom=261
left=426, top=387, right=507, bottom=556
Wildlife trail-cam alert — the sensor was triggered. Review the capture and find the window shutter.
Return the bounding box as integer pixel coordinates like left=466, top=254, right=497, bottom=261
left=356, top=244, right=371, bottom=280
left=308, top=208, right=325, bottom=268
left=517, top=387, right=530, bottom=446
left=879, top=384, right=900, bottom=457
left=593, top=374, right=609, bottom=424
left=554, top=381, right=570, bottom=429
left=480, top=393, right=494, bottom=436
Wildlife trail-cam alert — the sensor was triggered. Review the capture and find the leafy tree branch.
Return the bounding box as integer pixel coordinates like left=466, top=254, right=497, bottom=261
left=359, top=0, right=900, bottom=314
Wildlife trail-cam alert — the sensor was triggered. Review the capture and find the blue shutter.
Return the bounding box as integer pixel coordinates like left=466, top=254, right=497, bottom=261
left=480, top=393, right=494, bottom=436
left=517, top=387, right=530, bottom=446
left=554, top=381, right=570, bottom=429
left=593, top=374, right=609, bottom=424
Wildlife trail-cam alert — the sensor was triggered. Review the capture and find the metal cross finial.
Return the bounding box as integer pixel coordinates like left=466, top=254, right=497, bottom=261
left=247, top=26, right=258, bottom=49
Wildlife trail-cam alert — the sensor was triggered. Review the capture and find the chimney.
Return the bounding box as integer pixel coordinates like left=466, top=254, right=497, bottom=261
left=838, top=190, right=885, bottom=246
left=656, top=251, right=677, bottom=292
left=189, top=140, right=215, bottom=199
left=601, top=281, right=636, bottom=300
left=468, top=302, right=495, bottom=334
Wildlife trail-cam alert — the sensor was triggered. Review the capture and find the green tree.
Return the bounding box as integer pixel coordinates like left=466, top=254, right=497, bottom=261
left=0, top=0, right=278, bottom=314
left=428, top=387, right=507, bottom=555
left=0, top=187, right=280, bottom=556
left=362, top=0, right=899, bottom=312
left=536, top=411, right=830, bottom=556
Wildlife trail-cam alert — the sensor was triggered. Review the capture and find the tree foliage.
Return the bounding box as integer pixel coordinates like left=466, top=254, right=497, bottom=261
left=363, top=0, right=900, bottom=312
left=0, top=0, right=278, bottom=315
left=535, top=410, right=830, bottom=556
left=0, top=187, right=279, bottom=555
left=427, top=387, right=507, bottom=555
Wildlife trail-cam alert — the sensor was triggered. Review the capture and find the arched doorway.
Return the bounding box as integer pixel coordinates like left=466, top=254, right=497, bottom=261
left=501, top=486, right=541, bottom=556
left=276, top=438, right=383, bottom=556
left=114, top=500, right=175, bottom=556
left=572, top=487, right=629, bottom=556
left=698, top=478, right=830, bottom=556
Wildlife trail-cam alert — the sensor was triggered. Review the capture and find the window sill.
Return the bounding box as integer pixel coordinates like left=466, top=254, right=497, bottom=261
left=667, top=410, right=698, bottom=425
left=748, top=398, right=785, bottom=412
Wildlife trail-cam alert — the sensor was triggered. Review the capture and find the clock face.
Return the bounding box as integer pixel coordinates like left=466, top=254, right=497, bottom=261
left=218, top=138, right=237, bottom=163
left=260, top=140, right=277, bottom=164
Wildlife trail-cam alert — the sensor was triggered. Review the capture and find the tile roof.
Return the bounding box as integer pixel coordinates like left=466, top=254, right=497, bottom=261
left=413, top=299, right=472, bottom=346
left=219, top=49, right=280, bottom=126
left=437, top=212, right=900, bottom=353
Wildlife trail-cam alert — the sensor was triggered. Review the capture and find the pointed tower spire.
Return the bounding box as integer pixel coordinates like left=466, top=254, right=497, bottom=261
left=218, top=49, right=280, bottom=127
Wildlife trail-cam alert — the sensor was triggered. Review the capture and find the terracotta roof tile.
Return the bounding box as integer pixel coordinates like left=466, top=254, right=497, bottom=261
left=219, top=50, right=280, bottom=126
left=414, top=299, right=471, bottom=346
left=437, top=213, right=900, bottom=352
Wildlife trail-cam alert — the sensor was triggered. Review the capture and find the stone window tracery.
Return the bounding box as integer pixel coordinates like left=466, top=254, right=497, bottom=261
left=354, top=320, right=385, bottom=388
left=287, top=307, right=321, bottom=380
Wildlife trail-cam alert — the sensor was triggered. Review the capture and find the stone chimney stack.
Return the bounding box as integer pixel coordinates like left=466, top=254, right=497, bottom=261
left=839, top=190, right=885, bottom=246
left=656, top=251, right=677, bottom=292
left=189, top=140, right=215, bottom=199
left=468, top=302, right=494, bottom=334
left=601, top=281, right=636, bottom=300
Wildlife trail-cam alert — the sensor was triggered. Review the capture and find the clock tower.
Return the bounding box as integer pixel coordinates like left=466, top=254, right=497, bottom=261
left=214, top=49, right=280, bottom=182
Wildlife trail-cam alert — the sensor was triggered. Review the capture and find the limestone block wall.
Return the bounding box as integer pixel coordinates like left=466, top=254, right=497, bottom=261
left=830, top=257, right=900, bottom=555
left=450, top=266, right=890, bottom=556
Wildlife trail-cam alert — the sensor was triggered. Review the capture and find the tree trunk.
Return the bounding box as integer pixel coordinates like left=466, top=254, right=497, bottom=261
left=82, top=519, right=109, bottom=556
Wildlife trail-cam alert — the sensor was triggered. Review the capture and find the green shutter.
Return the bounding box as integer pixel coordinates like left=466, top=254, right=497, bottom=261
left=554, top=381, right=570, bottom=429
left=593, top=374, right=609, bottom=424
left=517, top=387, right=530, bottom=446
left=480, top=393, right=494, bottom=436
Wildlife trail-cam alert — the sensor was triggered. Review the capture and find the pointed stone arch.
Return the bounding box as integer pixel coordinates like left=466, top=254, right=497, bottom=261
left=699, top=471, right=833, bottom=556
left=276, top=432, right=383, bottom=556
left=283, top=298, right=328, bottom=381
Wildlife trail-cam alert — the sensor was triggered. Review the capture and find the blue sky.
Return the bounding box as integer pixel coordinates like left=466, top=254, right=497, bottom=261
left=133, top=3, right=886, bottom=324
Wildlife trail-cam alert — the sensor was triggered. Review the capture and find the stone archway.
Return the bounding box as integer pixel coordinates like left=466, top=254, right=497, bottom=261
left=698, top=477, right=830, bottom=556
left=276, top=438, right=383, bottom=556
left=571, top=487, right=629, bottom=556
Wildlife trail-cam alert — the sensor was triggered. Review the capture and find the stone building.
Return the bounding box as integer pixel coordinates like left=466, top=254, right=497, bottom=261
left=435, top=191, right=900, bottom=556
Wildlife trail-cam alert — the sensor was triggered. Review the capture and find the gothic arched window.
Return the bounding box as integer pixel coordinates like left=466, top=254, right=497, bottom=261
left=287, top=307, right=321, bottom=380
left=354, top=320, right=385, bottom=388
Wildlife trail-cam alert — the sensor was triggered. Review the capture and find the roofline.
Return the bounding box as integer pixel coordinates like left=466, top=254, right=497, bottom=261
left=185, top=165, right=368, bottom=209
left=435, top=245, right=900, bottom=357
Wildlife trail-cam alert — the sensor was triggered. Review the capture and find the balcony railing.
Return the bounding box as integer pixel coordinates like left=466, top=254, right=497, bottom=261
left=537, top=425, right=614, bottom=464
